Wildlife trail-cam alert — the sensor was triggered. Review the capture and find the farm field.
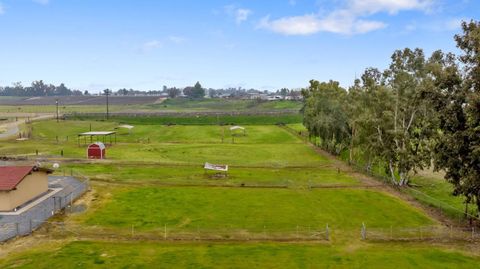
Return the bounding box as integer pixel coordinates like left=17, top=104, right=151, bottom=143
left=0, top=98, right=303, bottom=114
left=70, top=113, right=303, bottom=125
left=1, top=116, right=479, bottom=268
left=81, top=186, right=433, bottom=232
left=30, top=121, right=303, bottom=144
left=0, top=120, right=325, bottom=166
left=1, top=241, right=479, bottom=269
left=142, top=98, right=302, bottom=112
left=60, top=164, right=360, bottom=186
left=0, top=104, right=135, bottom=114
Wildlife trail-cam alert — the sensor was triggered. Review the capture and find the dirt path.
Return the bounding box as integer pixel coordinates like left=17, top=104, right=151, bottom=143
left=0, top=114, right=55, bottom=140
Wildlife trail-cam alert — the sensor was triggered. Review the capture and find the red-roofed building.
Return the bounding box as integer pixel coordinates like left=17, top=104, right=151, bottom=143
left=0, top=166, right=52, bottom=211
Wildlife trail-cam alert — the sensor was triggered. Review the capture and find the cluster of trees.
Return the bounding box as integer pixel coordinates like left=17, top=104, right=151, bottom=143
left=2, top=80, right=297, bottom=100
left=0, top=81, right=83, bottom=96
left=302, top=21, right=480, bottom=213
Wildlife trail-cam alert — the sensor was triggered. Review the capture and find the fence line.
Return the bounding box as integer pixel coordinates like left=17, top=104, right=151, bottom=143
left=4, top=218, right=480, bottom=243
left=362, top=225, right=480, bottom=242
left=1, top=221, right=331, bottom=242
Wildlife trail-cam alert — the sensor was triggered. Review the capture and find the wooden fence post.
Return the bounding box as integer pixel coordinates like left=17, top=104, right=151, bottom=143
left=326, top=224, right=329, bottom=241
left=361, top=223, right=366, bottom=240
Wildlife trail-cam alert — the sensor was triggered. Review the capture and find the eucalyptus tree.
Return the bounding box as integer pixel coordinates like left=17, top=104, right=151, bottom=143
left=346, top=68, right=392, bottom=170
left=376, top=48, right=435, bottom=186
left=302, top=80, right=350, bottom=154
left=425, top=20, right=480, bottom=213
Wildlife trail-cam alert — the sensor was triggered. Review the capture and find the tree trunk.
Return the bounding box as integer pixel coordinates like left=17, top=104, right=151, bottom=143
left=349, top=124, right=355, bottom=164
left=476, top=192, right=480, bottom=218
left=389, top=160, right=398, bottom=185
left=399, top=171, right=409, bottom=186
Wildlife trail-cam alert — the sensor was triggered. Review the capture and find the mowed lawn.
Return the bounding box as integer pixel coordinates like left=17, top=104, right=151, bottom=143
left=1, top=241, right=478, bottom=269
left=62, top=164, right=360, bottom=186
left=83, top=187, right=434, bottom=231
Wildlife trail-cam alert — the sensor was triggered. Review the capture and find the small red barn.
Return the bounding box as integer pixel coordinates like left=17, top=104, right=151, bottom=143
left=87, top=142, right=106, bottom=159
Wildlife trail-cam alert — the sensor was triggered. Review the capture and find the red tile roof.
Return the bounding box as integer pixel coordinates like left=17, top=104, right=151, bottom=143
left=0, top=166, right=34, bottom=191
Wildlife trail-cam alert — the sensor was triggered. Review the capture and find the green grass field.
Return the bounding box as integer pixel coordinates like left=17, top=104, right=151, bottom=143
left=0, top=140, right=327, bottom=166
left=31, top=121, right=303, bottom=144
left=82, top=187, right=434, bottom=232
left=61, top=164, right=359, bottom=186
left=70, top=113, right=303, bottom=125
left=1, top=120, right=325, bottom=166
left=146, top=99, right=302, bottom=112
left=407, top=176, right=470, bottom=220
left=1, top=114, right=478, bottom=268
left=1, top=241, right=478, bottom=269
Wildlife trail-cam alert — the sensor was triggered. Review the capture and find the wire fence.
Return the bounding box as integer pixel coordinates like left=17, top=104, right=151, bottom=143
left=362, top=225, right=480, bottom=242
left=4, top=218, right=480, bottom=243
left=1, top=222, right=331, bottom=242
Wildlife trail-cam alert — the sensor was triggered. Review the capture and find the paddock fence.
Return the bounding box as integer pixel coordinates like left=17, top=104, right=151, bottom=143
left=1, top=222, right=331, bottom=242
left=361, top=225, right=480, bottom=242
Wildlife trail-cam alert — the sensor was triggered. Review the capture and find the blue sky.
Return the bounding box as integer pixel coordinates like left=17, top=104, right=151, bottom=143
left=0, top=0, right=478, bottom=93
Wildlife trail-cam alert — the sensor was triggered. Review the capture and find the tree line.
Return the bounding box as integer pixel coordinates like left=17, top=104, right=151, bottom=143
left=1, top=80, right=299, bottom=100
left=0, top=81, right=84, bottom=96
left=301, top=21, right=480, bottom=214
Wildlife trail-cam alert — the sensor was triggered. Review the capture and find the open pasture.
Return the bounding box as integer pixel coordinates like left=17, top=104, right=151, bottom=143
left=145, top=99, right=302, bottom=112
left=61, top=164, right=360, bottom=186
left=0, top=141, right=328, bottom=166
left=70, top=113, right=303, bottom=125
left=1, top=120, right=327, bottom=166
left=31, top=120, right=303, bottom=144
left=1, top=116, right=471, bottom=269
left=1, top=241, right=479, bottom=269
left=82, top=187, right=434, bottom=232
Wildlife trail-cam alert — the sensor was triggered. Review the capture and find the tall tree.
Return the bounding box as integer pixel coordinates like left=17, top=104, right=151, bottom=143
left=167, top=87, right=181, bottom=98
left=302, top=80, right=350, bottom=154
left=280, top=88, right=289, bottom=99
left=377, top=48, right=434, bottom=186
left=426, top=20, right=480, bottom=214
left=183, top=81, right=205, bottom=99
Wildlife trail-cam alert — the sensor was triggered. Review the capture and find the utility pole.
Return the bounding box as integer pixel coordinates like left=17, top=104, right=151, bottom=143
left=105, top=89, right=110, bottom=120
left=55, top=98, right=59, bottom=123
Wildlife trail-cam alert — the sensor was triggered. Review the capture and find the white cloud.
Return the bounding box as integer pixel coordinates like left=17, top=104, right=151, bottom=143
left=348, top=0, right=433, bottom=14
left=258, top=15, right=322, bottom=35
left=289, top=0, right=297, bottom=6
left=258, top=10, right=386, bottom=35
left=224, top=5, right=252, bottom=24
left=235, top=8, right=252, bottom=24
left=141, top=40, right=162, bottom=52
left=0, top=3, right=5, bottom=15
left=32, top=0, right=50, bottom=5
left=168, top=36, right=186, bottom=44
left=258, top=0, right=433, bottom=35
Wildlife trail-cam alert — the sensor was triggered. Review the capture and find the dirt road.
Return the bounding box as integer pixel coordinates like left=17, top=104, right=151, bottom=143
left=0, top=114, right=55, bottom=140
